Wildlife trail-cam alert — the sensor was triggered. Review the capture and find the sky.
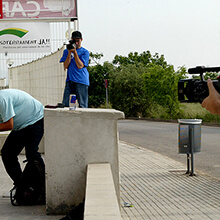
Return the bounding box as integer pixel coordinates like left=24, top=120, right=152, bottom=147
left=77, top=0, right=220, bottom=70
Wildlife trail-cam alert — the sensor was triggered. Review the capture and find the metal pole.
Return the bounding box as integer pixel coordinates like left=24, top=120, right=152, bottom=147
left=74, top=20, right=78, bottom=31
left=105, top=79, right=108, bottom=108
left=191, top=151, right=194, bottom=176
left=75, top=0, right=79, bottom=30
left=189, top=126, right=195, bottom=176
left=186, top=154, right=190, bottom=174
left=68, top=21, right=71, bottom=40
left=106, top=87, right=108, bottom=108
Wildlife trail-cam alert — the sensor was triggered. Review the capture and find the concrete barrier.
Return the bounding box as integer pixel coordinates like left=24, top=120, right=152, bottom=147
left=44, top=108, right=124, bottom=214
left=84, top=163, right=121, bottom=219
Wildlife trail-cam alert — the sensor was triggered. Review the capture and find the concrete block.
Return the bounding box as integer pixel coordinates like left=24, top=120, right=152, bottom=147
left=44, top=108, right=124, bottom=214
left=84, top=163, right=121, bottom=220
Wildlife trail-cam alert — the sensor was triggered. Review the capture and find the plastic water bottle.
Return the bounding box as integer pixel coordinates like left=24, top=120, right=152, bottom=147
left=69, top=94, right=77, bottom=110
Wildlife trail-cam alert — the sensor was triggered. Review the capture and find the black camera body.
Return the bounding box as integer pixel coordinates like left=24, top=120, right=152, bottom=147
left=178, top=66, right=220, bottom=103
left=66, top=39, right=76, bottom=50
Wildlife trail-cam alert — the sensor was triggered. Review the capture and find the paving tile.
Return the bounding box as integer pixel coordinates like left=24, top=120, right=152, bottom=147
left=119, top=142, right=220, bottom=219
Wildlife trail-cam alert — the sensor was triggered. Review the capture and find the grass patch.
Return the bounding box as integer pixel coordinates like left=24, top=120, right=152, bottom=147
left=141, top=103, right=220, bottom=125
left=180, top=103, right=220, bottom=124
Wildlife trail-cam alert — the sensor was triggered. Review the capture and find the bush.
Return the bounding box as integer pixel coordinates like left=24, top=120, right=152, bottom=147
left=88, top=62, right=114, bottom=108
left=178, top=103, right=220, bottom=123
left=109, top=64, right=149, bottom=117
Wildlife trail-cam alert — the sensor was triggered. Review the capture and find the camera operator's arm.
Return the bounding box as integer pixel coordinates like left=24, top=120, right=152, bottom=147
left=63, top=50, right=72, bottom=70
left=202, top=79, right=220, bottom=115
left=72, top=48, right=84, bottom=69
left=0, top=118, right=13, bottom=131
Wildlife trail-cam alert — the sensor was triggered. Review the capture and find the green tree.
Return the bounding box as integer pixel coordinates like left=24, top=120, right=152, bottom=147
left=89, top=52, right=104, bottom=65
left=109, top=64, right=148, bottom=117
left=192, top=71, right=218, bottom=80
left=113, top=51, right=168, bottom=68
left=88, top=51, right=187, bottom=119
left=109, top=51, right=187, bottom=118
left=143, top=65, right=183, bottom=119
left=88, top=52, right=115, bottom=107
left=204, top=72, right=219, bottom=80
left=176, top=66, right=188, bottom=80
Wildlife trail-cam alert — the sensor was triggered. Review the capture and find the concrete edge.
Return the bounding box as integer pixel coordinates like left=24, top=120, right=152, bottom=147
left=84, top=163, right=121, bottom=220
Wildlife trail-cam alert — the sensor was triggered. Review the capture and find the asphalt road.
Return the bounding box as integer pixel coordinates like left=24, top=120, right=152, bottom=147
left=118, top=119, right=220, bottom=179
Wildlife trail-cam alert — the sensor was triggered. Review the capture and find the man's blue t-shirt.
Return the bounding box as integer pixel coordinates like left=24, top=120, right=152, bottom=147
left=60, top=47, right=90, bottom=86
left=0, top=89, right=44, bottom=131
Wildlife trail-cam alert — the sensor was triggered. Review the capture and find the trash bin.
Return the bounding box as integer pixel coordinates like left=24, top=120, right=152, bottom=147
left=178, top=119, right=202, bottom=154
left=178, top=119, right=202, bottom=176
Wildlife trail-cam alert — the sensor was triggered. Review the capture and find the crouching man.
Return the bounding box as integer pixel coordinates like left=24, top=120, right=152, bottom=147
left=0, top=89, right=45, bottom=188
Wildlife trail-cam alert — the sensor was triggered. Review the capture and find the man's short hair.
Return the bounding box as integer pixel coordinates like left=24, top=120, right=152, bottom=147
left=72, top=31, right=82, bottom=39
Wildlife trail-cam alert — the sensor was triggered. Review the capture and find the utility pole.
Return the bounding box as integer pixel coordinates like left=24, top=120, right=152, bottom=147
left=105, top=79, right=108, bottom=108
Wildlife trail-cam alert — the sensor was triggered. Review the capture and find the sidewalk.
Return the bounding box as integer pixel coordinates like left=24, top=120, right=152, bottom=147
left=1, top=142, right=220, bottom=219
left=119, top=142, right=220, bottom=219
left=0, top=155, right=63, bottom=220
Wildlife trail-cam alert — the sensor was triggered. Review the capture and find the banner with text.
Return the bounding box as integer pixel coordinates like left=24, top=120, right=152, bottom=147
left=1, top=0, right=77, bottom=20
left=0, top=22, right=51, bottom=53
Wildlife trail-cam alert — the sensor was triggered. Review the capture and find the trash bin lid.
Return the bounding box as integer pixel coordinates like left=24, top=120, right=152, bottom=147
left=178, top=119, right=202, bottom=124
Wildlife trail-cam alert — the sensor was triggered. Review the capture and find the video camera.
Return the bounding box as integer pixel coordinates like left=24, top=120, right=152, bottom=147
left=178, top=66, right=220, bottom=103
left=66, top=39, right=76, bottom=50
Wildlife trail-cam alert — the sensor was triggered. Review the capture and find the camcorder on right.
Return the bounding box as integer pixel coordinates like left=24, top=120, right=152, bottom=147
left=66, top=39, right=76, bottom=50
left=178, top=66, right=220, bottom=103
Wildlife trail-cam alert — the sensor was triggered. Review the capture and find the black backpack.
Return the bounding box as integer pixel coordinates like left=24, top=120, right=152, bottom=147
left=10, top=160, right=45, bottom=206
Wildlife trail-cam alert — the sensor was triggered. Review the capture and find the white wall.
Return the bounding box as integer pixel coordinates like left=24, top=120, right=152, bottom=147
left=44, top=108, right=124, bottom=214
left=9, top=46, right=66, bottom=106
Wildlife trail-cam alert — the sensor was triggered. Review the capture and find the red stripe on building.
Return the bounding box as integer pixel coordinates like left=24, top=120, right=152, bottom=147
left=0, top=0, right=2, bottom=19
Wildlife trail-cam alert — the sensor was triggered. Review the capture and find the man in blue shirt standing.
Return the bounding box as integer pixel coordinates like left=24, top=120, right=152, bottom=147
left=60, top=31, right=90, bottom=108
left=0, top=89, right=45, bottom=187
